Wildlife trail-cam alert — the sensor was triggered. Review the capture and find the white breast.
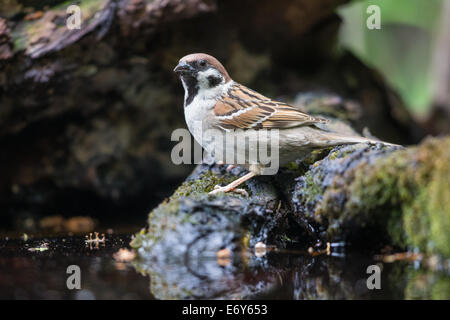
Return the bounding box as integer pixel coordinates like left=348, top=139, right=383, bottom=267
left=184, top=80, right=234, bottom=139
left=184, top=94, right=214, bottom=137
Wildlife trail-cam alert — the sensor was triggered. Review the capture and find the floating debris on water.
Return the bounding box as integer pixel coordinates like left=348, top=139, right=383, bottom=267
left=28, top=242, right=49, bottom=252
left=85, top=232, right=106, bottom=249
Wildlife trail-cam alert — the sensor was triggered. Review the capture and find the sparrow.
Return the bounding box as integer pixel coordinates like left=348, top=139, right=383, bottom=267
left=174, top=53, right=397, bottom=195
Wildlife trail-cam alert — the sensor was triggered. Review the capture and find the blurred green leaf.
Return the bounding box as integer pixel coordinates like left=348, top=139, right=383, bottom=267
left=338, top=0, right=443, bottom=113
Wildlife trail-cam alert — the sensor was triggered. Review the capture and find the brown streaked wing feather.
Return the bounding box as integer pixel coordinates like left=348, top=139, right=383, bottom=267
left=259, top=103, right=324, bottom=128
left=213, top=83, right=329, bottom=130
left=228, top=82, right=269, bottom=101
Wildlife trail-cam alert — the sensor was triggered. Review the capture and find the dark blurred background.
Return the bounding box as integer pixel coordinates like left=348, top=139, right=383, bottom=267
left=0, top=0, right=448, bottom=231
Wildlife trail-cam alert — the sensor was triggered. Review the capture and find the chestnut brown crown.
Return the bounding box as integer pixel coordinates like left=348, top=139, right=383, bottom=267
left=174, top=53, right=231, bottom=82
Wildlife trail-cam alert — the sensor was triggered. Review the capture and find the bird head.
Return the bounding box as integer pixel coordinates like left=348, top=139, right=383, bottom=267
left=174, top=53, right=231, bottom=92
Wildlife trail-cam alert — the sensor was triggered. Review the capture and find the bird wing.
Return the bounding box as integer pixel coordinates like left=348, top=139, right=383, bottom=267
left=213, top=83, right=329, bottom=130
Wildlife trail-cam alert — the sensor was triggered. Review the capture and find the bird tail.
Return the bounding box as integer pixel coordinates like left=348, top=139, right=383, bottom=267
left=319, top=132, right=401, bottom=148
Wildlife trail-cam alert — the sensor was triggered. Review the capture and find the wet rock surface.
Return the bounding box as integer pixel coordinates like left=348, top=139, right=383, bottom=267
left=129, top=162, right=282, bottom=299
left=292, top=136, right=450, bottom=257
left=132, top=136, right=450, bottom=299
left=132, top=133, right=450, bottom=298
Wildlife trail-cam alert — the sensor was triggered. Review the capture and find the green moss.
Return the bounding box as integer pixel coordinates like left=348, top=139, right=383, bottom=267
left=130, top=233, right=143, bottom=249
left=287, top=137, right=449, bottom=256
left=306, top=148, right=333, bottom=165
left=426, top=156, right=450, bottom=257
left=303, top=171, right=324, bottom=203
left=327, top=146, right=355, bottom=161
left=328, top=137, right=450, bottom=256
left=327, top=150, right=339, bottom=160
left=172, top=170, right=237, bottom=199
left=285, top=161, right=301, bottom=171
left=385, top=209, right=407, bottom=248
left=129, top=197, right=183, bottom=248
left=131, top=166, right=258, bottom=252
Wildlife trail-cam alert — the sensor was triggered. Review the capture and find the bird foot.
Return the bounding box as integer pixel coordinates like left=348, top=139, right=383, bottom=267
left=209, top=185, right=248, bottom=197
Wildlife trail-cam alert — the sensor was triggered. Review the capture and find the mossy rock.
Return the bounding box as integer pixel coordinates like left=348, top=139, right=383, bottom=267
left=132, top=134, right=450, bottom=299
left=130, top=162, right=283, bottom=299
left=292, top=136, right=450, bottom=257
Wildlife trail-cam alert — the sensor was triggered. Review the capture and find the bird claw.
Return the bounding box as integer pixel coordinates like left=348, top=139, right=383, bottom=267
left=209, top=185, right=248, bottom=197
left=209, top=184, right=229, bottom=195
left=232, top=188, right=248, bottom=197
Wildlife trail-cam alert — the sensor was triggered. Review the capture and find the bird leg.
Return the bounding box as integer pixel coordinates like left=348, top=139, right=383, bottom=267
left=214, top=161, right=235, bottom=172
left=209, top=171, right=257, bottom=195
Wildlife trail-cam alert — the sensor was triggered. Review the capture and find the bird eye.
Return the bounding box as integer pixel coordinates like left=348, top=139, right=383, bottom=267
left=199, top=60, right=206, bottom=67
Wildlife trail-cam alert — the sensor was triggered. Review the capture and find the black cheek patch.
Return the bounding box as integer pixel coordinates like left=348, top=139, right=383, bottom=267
left=207, top=75, right=222, bottom=88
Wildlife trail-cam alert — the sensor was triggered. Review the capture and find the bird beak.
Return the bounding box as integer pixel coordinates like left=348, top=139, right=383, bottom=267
left=173, top=61, right=194, bottom=74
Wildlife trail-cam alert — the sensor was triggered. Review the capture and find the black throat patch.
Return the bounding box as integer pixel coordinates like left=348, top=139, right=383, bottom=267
left=181, top=75, right=199, bottom=107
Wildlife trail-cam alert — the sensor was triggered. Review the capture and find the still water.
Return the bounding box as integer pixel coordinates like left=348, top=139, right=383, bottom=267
left=0, top=234, right=448, bottom=299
